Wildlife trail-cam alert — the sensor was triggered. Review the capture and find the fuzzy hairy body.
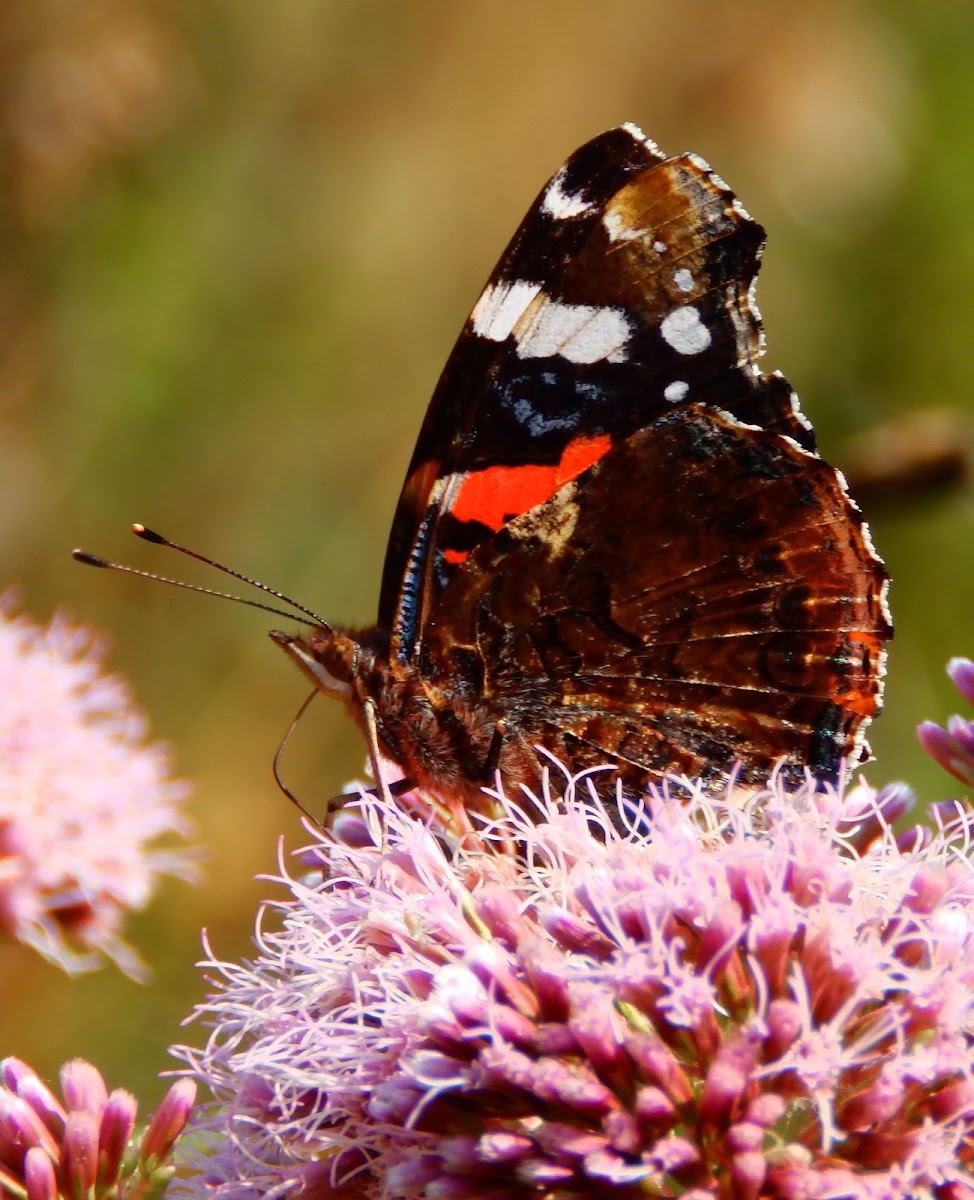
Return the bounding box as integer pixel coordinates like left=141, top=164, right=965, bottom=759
left=280, top=626, right=542, bottom=814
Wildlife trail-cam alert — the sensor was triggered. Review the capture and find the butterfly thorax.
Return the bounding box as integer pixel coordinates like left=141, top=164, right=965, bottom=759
left=271, top=625, right=532, bottom=812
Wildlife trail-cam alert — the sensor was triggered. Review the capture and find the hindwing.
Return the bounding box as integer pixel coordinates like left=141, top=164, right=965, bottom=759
left=418, top=405, right=890, bottom=788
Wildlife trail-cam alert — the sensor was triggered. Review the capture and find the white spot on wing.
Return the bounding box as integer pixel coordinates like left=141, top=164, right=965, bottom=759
left=542, top=168, right=593, bottom=220
left=673, top=268, right=694, bottom=293
left=660, top=305, right=712, bottom=356
left=603, top=208, right=649, bottom=243
left=471, top=280, right=542, bottom=342
left=653, top=240, right=667, bottom=254
left=515, top=297, right=632, bottom=364
left=664, top=380, right=689, bottom=403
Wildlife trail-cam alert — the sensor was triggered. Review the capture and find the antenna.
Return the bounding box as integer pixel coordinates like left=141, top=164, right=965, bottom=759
left=72, top=524, right=329, bottom=630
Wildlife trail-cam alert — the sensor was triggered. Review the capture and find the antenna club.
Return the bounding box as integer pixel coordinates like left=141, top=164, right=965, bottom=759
left=72, top=549, right=111, bottom=568
left=73, top=528, right=325, bottom=626
left=132, top=524, right=167, bottom=544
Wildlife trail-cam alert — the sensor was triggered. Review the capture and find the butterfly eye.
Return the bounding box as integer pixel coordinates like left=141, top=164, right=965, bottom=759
left=319, top=636, right=358, bottom=688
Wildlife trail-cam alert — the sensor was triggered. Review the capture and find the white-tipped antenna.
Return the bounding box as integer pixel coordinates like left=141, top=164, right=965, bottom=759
left=72, top=523, right=329, bottom=630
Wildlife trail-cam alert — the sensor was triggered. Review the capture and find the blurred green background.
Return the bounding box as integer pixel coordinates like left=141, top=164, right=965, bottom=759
left=2, top=1, right=973, bottom=1107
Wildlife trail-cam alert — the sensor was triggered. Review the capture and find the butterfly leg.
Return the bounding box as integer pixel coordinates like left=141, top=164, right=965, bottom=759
left=361, top=697, right=396, bottom=805
left=483, top=718, right=508, bottom=782
left=322, top=774, right=415, bottom=819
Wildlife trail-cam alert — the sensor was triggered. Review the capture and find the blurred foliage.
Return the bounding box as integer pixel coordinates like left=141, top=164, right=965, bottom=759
left=1, top=0, right=973, bottom=1105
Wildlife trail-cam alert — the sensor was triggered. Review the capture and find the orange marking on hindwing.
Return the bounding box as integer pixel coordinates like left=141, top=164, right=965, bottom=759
left=833, top=631, right=885, bottom=714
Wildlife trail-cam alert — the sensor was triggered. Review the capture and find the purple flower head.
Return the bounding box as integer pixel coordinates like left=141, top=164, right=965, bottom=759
left=0, top=595, right=196, bottom=978
left=0, top=1056, right=196, bottom=1200
left=919, top=657, right=974, bottom=788
left=173, top=766, right=974, bottom=1200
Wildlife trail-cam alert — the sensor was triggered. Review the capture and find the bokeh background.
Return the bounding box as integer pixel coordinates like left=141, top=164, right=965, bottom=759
left=2, top=1, right=972, bottom=1108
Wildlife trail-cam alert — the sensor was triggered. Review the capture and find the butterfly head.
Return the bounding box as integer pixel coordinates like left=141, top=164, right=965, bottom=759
left=270, top=628, right=359, bottom=701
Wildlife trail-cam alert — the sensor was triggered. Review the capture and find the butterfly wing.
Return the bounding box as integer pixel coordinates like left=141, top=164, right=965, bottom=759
left=379, top=124, right=815, bottom=663
left=419, top=405, right=891, bottom=790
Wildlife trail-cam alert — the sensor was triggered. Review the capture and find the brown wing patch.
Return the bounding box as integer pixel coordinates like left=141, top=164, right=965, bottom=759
left=421, top=405, right=891, bottom=791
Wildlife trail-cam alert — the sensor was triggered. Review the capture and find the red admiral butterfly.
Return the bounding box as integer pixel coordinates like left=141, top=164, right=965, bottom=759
left=273, top=124, right=892, bottom=813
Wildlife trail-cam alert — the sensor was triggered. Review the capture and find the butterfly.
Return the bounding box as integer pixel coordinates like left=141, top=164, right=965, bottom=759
left=273, top=123, right=892, bottom=816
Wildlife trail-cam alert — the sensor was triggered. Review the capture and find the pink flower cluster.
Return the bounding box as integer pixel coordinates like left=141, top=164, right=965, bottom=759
left=919, top=658, right=974, bottom=788
left=172, top=768, right=974, bottom=1200
left=0, top=1056, right=195, bottom=1200
left=0, top=598, right=195, bottom=976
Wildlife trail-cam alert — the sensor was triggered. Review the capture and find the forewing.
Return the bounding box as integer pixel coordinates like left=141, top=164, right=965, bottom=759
left=419, top=406, right=892, bottom=789
left=380, top=124, right=813, bottom=661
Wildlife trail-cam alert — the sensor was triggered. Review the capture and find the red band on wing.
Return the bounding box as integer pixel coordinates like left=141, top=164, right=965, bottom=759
left=449, top=433, right=613, bottom=535
left=558, top=433, right=613, bottom=483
